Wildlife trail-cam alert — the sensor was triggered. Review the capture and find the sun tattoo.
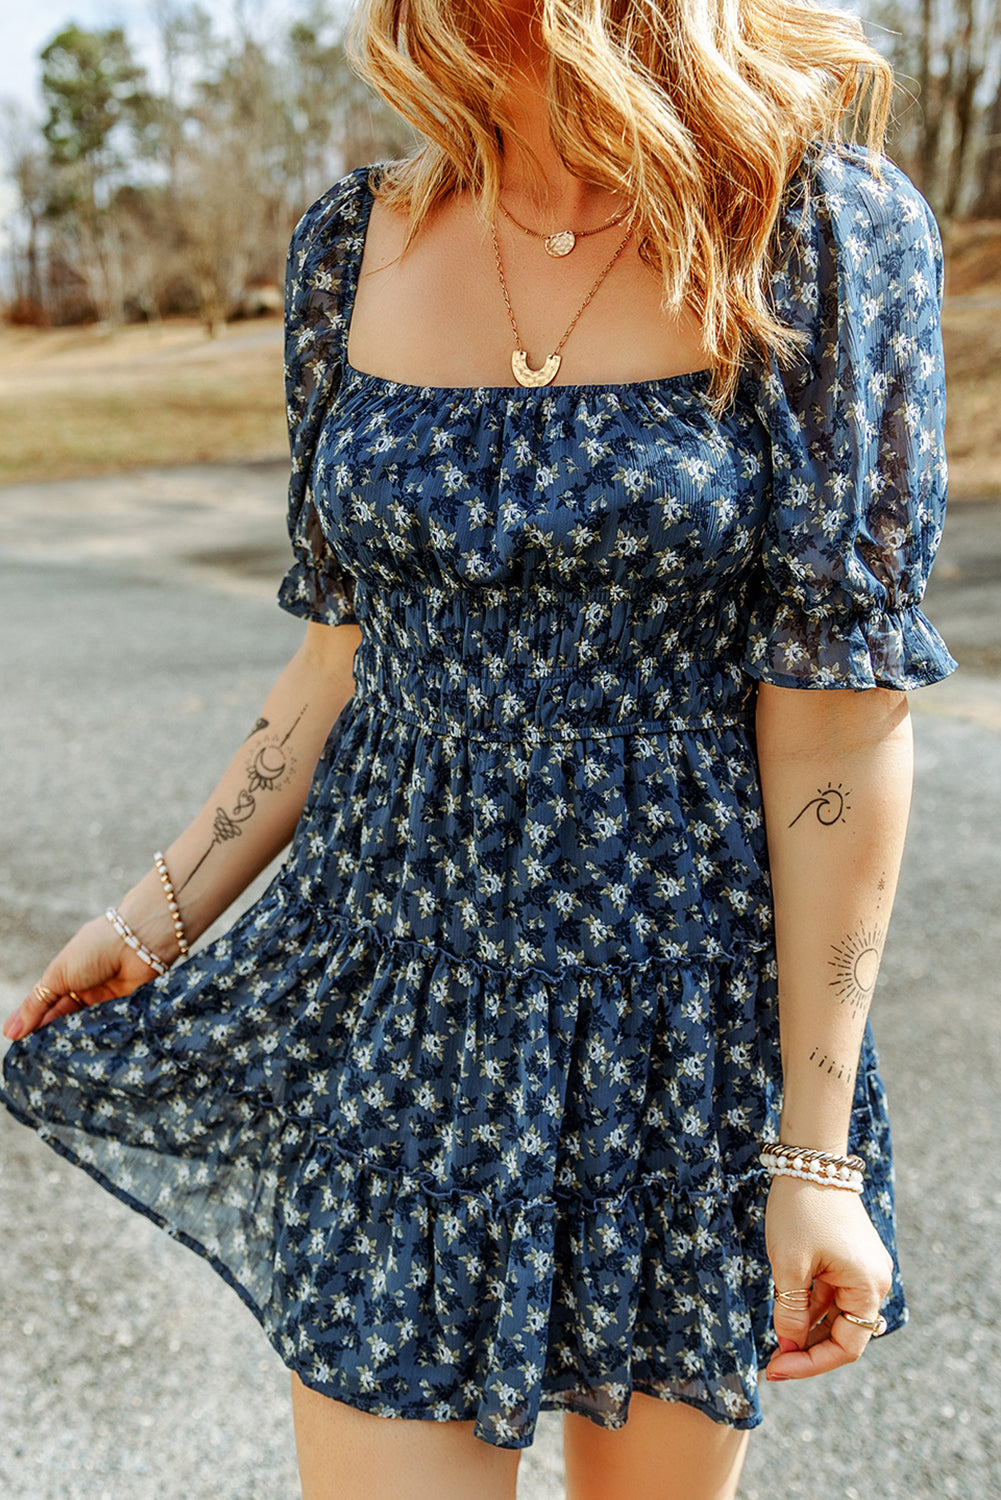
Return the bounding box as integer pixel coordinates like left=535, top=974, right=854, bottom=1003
left=828, top=924, right=886, bottom=1017
left=788, top=782, right=852, bottom=828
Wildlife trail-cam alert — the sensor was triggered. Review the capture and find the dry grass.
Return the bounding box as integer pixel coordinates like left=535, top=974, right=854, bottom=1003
left=944, top=219, right=1001, bottom=298
left=942, top=305, right=1001, bottom=501
left=0, top=288, right=999, bottom=497
left=0, top=318, right=287, bottom=485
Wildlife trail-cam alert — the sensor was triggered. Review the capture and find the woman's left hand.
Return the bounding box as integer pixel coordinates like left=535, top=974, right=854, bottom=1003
left=763, top=1172, right=894, bottom=1380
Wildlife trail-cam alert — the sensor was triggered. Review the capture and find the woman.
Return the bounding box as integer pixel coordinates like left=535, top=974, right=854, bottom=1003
left=0, top=0, right=957, bottom=1494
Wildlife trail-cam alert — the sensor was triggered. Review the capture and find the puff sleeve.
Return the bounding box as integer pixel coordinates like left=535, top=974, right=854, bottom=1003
left=741, top=143, right=958, bottom=690
left=276, top=176, right=362, bottom=627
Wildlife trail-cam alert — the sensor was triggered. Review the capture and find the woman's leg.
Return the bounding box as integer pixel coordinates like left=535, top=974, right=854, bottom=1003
left=563, top=1393, right=751, bottom=1500
left=290, top=1371, right=523, bottom=1500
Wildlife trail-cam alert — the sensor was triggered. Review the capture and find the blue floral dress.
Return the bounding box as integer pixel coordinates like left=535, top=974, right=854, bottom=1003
left=0, top=140, right=957, bottom=1449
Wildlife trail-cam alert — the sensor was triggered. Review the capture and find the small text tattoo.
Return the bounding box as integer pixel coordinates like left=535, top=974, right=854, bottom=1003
left=788, top=782, right=852, bottom=829
left=828, top=923, right=886, bottom=1017
left=809, top=1046, right=855, bottom=1088
left=178, top=705, right=308, bottom=892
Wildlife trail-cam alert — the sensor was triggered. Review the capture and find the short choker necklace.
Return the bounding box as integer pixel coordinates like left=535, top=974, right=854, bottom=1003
left=498, top=197, right=631, bottom=258
left=490, top=214, right=635, bottom=387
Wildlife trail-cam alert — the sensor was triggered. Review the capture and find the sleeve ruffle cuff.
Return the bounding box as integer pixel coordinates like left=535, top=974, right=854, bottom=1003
left=740, top=598, right=959, bottom=691
left=277, top=559, right=357, bottom=628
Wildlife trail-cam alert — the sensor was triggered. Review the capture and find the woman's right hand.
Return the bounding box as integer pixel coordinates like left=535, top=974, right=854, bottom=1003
left=763, top=1172, right=894, bottom=1380
left=2, top=916, right=168, bottom=1042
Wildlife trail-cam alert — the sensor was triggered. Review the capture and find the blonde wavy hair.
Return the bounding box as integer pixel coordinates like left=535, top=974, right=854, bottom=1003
left=347, top=0, right=893, bottom=411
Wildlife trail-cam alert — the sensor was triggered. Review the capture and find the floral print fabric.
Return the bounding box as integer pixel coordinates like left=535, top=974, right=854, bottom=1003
left=1, top=140, right=956, bottom=1450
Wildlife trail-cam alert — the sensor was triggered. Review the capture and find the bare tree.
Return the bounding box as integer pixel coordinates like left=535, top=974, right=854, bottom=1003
left=869, top=0, right=1001, bottom=216
left=0, top=2, right=431, bottom=328
left=0, top=99, right=51, bottom=322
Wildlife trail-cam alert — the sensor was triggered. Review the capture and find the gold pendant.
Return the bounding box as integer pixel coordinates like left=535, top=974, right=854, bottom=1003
left=544, top=231, right=576, bottom=257
left=512, top=349, right=562, bottom=387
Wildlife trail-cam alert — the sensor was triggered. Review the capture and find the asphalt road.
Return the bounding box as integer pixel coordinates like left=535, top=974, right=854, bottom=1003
left=0, top=466, right=997, bottom=1500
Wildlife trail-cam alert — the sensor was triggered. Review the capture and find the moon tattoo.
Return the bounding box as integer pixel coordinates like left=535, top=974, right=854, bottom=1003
left=788, top=782, right=852, bottom=828
left=512, top=349, right=562, bottom=387
left=828, top=924, right=886, bottom=1017
left=247, top=743, right=290, bottom=792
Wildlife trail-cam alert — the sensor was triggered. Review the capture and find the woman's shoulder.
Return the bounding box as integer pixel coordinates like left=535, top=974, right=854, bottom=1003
left=770, top=139, right=943, bottom=324
left=796, top=139, right=936, bottom=235
left=288, top=163, right=383, bottom=264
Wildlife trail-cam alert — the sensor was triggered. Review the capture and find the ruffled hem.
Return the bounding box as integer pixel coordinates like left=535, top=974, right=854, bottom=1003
left=0, top=882, right=909, bottom=1449
left=277, top=558, right=357, bottom=627
left=741, top=599, right=958, bottom=691
left=0, top=1078, right=908, bottom=1448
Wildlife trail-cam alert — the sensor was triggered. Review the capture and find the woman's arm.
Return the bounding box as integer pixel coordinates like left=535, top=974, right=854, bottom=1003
left=756, top=680, right=913, bottom=1151
left=755, top=679, right=908, bottom=1377
left=119, top=620, right=362, bottom=959
left=3, top=619, right=361, bottom=1041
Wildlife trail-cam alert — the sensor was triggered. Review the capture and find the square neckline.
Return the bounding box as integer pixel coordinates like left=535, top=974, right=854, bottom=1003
left=340, top=166, right=717, bottom=400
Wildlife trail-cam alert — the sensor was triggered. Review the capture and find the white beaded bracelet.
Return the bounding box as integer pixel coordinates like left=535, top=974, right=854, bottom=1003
left=153, top=850, right=189, bottom=957
left=762, top=1158, right=864, bottom=1193
left=105, top=907, right=171, bottom=977
left=760, top=1145, right=865, bottom=1194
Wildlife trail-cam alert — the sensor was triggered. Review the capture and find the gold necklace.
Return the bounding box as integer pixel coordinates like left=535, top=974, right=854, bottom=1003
left=498, top=198, right=631, bottom=258
left=491, top=217, right=635, bottom=387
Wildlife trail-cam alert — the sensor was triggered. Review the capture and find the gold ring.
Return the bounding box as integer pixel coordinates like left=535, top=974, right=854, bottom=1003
left=774, top=1288, right=812, bottom=1306
left=68, top=991, right=85, bottom=1007
left=32, top=983, right=58, bottom=1009
left=834, top=1306, right=888, bottom=1336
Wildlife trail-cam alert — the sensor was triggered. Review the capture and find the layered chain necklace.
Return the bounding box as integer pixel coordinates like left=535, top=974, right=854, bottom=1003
left=498, top=197, right=631, bottom=258
left=490, top=214, right=635, bottom=387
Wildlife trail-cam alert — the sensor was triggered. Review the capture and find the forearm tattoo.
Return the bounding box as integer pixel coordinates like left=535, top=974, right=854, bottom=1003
left=788, top=781, right=852, bottom=828
left=178, top=705, right=307, bottom=893
left=808, top=1045, right=856, bottom=1090
left=827, top=921, right=887, bottom=1018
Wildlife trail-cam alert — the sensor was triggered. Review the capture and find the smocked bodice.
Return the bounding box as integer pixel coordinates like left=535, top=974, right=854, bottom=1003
left=319, top=365, right=772, bottom=738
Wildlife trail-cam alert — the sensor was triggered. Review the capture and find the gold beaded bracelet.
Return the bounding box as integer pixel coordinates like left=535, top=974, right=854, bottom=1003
left=153, top=850, right=190, bottom=957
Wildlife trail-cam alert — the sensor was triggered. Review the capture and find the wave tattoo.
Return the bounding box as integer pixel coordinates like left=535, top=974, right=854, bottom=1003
left=788, top=781, right=852, bottom=828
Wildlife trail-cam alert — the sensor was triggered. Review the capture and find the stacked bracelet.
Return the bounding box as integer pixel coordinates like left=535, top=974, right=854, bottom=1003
left=760, top=1140, right=866, bottom=1194
left=153, top=850, right=189, bottom=957
left=105, top=908, right=171, bottom=977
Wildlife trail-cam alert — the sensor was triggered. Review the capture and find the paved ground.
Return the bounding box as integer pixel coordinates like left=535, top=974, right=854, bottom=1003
left=0, top=466, right=997, bottom=1499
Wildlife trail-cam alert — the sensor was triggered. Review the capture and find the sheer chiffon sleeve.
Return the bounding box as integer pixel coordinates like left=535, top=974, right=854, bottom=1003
left=742, top=143, right=958, bottom=690
left=277, top=171, right=371, bottom=627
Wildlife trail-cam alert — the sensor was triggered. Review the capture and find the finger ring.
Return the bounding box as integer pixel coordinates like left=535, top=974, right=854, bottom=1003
left=774, top=1288, right=812, bottom=1307
left=32, top=983, right=58, bottom=1010
left=68, top=991, right=85, bottom=1007
left=834, top=1305, right=888, bottom=1335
